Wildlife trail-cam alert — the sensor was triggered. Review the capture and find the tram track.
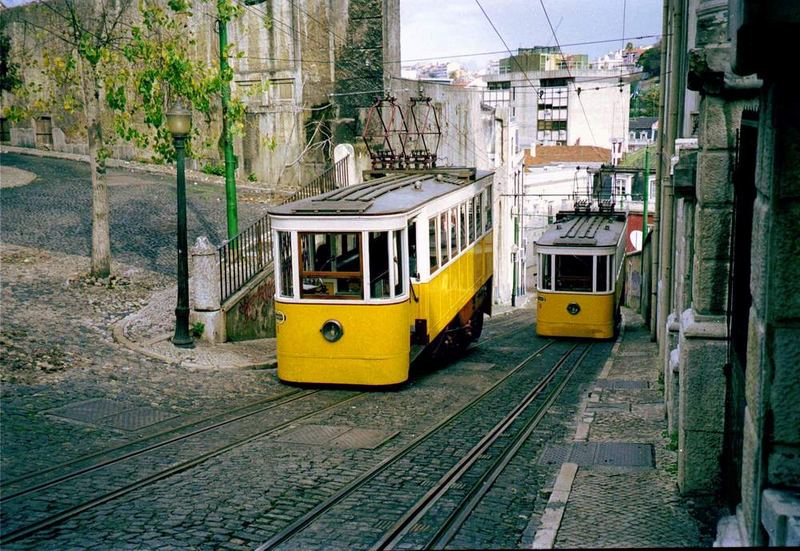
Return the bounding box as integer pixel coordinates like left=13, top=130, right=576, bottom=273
left=0, top=390, right=367, bottom=545
left=0, top=388, right=305, bottom=495
left=257, top=339, right=574, bottom=551
left=375, top=344, right=592, bottom=550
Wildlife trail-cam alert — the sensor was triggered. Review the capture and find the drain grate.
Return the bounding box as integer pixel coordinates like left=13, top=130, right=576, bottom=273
left=47, top=399, right=178, bottom=431
left=594, top=379, right=649, bottom=390
left=102, top=407, right=178, bottom=431
left=48, top=398, right=133, bottom=423
left=538, top=442, right=654, bottom=468
left=276, top=425, right=397, bottom=449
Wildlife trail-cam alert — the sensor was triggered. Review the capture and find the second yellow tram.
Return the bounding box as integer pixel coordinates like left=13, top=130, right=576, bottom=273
left=534, top=211, right=627, bottom=339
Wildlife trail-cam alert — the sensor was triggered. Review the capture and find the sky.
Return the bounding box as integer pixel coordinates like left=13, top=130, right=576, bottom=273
left=400, top=0, right=663, bottom=69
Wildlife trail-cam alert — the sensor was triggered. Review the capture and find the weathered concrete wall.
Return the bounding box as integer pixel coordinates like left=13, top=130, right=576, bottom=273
left=1, top=0, right=400, bottom=190
left=625, top=252, right=643, bottom=311
left=224, top=269, right=276, bottom=341
left=386, top=78, right=494, bottom=171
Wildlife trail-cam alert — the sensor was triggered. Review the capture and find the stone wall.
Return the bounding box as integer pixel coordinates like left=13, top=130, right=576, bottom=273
left=1, top=0, right=400, bottom=190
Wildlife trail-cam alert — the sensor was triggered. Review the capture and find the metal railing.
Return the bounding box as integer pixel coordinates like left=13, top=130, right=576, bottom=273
left=218, top=156, right=349, bottom=303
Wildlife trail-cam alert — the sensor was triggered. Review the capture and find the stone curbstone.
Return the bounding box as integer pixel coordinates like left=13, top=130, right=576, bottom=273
left=112, top=316, right=277, bottom=372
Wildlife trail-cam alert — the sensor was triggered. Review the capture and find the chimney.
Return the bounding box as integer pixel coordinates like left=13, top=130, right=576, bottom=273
left=530, top=141, right=536, bottom=158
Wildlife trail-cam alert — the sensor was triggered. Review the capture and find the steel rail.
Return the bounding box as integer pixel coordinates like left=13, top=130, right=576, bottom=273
left=0, top=389, right=304, bottom=493
left=256, top=339, right=558, bottom=551
left=0, top=392, right=367, bottom=545
left=379, top=344, right=593, bottom=550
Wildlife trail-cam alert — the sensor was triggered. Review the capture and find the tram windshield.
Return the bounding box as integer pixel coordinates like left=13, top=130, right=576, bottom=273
left=555, top=254, right=593, bottom=292
left=299, top=232, right=363, bottom=299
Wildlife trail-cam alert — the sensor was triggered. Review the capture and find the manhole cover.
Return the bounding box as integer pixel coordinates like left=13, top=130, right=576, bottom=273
left=276, top=425, right=397, bottom=449
left=595, top=443, right=654, bottom=467
left=48, top=398, right=134, bottom=424
left=102, top=407, right=178, bottom=431
left=595, top=380, right=649, bottom=390
left=458, top=362, right=496, bottom=371
left=276, top=425, right=350, bottom=445
left=538, top=442, right=654, bottom=468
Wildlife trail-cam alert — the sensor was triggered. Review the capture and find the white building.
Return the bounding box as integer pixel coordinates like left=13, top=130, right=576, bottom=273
left=484, top=69, right=630, bottom=153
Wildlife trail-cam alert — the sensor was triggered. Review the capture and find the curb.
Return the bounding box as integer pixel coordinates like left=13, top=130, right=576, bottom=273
left=111, top=317, right=277, bottom=372
left=1, top=145, right=281, bottom=195
left=529, top=463, right=579, bottom=549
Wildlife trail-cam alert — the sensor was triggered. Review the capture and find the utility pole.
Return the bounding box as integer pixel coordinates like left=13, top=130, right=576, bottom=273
left=642, top=147, right=649, bottom=237
left=218, top=1, right=238, bottom=240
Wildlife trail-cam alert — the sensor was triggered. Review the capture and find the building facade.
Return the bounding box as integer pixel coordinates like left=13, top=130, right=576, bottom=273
left=484, top=68, right=630, bottom=152
left=651, top=0, right=800, bottom=545
left=0, top=0, right=400, bottom=190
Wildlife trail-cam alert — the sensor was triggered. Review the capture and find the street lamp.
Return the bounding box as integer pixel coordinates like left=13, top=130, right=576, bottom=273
left=167, top=99, right=194, bottom=348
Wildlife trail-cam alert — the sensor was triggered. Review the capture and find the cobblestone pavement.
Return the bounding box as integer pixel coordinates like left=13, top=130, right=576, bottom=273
left=0, top=152, right=273, bottom=274
left=551, top=309, right=724, bottom=548
left=2, top=152, right=721, bottom=548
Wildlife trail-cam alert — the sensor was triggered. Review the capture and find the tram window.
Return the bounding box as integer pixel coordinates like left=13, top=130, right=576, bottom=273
left=449, top=208, right=458, bottom=256
left=440, top=213, right=449, bottom=265
left=299, top=232, right=362, bottom=299
left=278, top=231, right=293, bottom=297
left=541, top=253, right=551, bottom=290
left=555, top=254, right=593, bottom=292
left=484, top=188, right=493, bottom=231
left=460, top=202, right=468, bottom=250
left=475, top=194, right=483, bottom=237
left=408, top=220, right=418, bottom=279
left=468, top=198, right=476, bottom=242
left=393, top=230, right=404, bottom=296
left=429, top=217, right=438, bottom=272
left=369, top=232, right=391, bottom=299
left=596, top=255, right=609, bottom=292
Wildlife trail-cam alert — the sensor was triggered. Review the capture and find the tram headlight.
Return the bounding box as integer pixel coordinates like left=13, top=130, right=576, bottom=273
left=321, top=320, right=344, bottom=342
left=567, top=303, right=581, bottom=315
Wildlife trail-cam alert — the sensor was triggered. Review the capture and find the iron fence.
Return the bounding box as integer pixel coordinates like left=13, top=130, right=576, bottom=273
left=217, top=156, right=349, bottom=303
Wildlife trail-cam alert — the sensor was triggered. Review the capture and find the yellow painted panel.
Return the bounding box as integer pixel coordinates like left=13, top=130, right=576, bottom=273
left=412, top=232, right=493, bottom=340
left=536, top=291, right=616, bottom=339
left=275, top=300, right=410, bottom=385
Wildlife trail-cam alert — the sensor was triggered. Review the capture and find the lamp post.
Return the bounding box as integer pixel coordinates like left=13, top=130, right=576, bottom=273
left=167, top=100, right=194, bottom=348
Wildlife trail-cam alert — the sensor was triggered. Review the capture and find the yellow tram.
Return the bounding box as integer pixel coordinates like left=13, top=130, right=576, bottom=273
left=534, top=211, right=627, bottom=339
left=268, top=168, right=494, bottom=386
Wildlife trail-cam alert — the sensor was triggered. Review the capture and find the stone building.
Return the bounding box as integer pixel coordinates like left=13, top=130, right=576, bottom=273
left=651, top=0, right=799, bottom=545
left=0, top=0, right=400, bottom=189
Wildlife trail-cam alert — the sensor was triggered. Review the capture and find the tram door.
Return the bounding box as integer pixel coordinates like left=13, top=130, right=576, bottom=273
left=722, top=111, right=758, bottom=511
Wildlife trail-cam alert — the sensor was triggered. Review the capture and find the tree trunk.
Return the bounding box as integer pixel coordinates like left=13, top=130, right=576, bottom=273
left=84, top=68, right=111, bottom=278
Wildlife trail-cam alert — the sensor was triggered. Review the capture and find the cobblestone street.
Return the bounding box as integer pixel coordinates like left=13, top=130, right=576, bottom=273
left=1, top=153, right=719, bottom=548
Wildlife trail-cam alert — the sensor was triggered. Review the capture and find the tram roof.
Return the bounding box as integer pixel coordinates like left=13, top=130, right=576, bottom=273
left=536, top=211, right=627, bottom=247
left=268, top=168, right=494, bottom=217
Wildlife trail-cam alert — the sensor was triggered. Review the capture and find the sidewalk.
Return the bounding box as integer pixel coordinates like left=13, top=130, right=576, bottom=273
left=531, top=308, right=721, bottom=548
left=112, top=283, right=278, bottom=371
